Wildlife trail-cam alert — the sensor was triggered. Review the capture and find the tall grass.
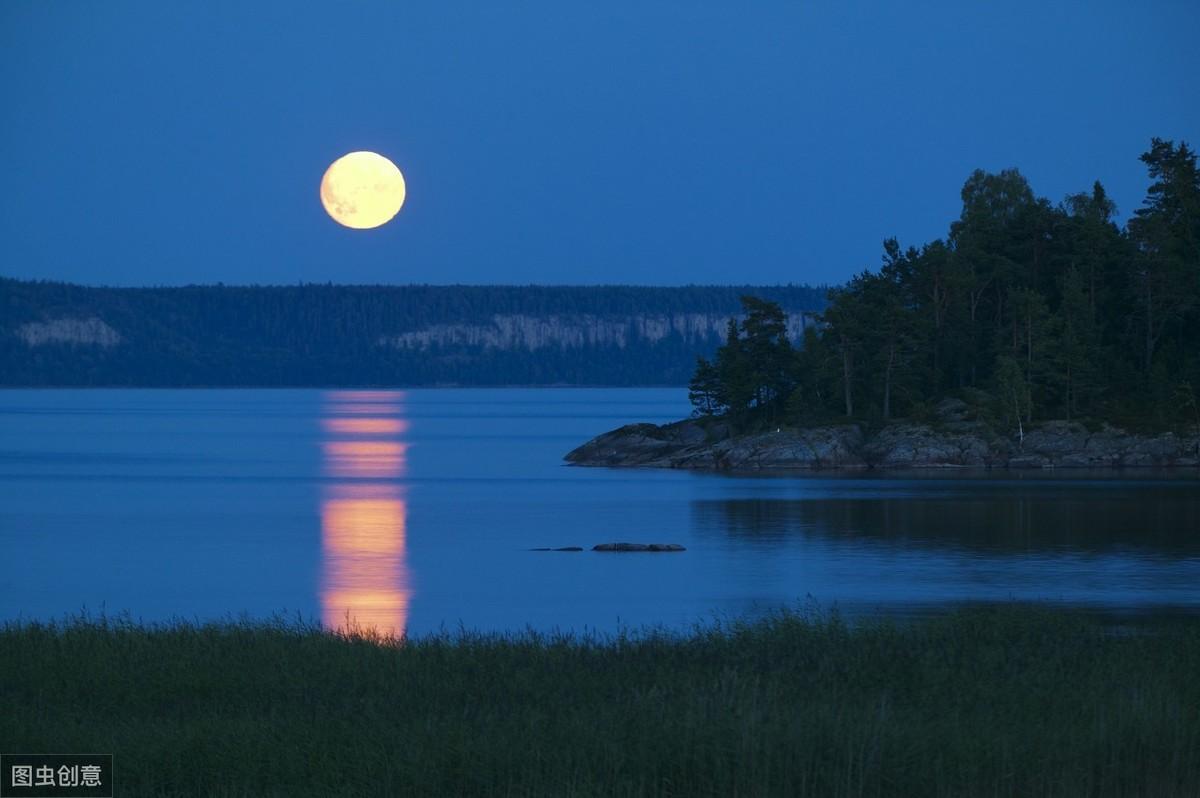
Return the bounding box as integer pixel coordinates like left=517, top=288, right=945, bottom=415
left=2, top=606, right=1197, bottom=797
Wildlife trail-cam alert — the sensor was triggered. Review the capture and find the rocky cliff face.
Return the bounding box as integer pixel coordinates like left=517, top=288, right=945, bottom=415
left=380, top=312, right=815, bottom=352
left=16, top=317, right=121, bottom=348
left=565, top=418, right=1200, bottom=470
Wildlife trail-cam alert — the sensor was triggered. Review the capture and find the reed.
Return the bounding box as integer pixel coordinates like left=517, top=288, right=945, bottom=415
left=2, top=605, right=1197, bottom=797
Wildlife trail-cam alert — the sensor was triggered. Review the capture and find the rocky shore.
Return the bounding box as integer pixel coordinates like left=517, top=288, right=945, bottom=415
left=565, top=408, right=1200, bottom=471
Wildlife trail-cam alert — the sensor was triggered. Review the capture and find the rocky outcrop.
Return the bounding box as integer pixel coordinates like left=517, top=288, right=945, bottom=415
left=702, top=426, right=867, bottom=469
left=562, top=421, right=714, bottom=467
left=1010, top=421, right=1199, bottom=468
left=16, top=317, right=121, bottom=348
left=565, top=420, right=866, bottom=469
left=565, top=418, right=1200, bottom=471
left=860, top=423, right=1005, bottom=467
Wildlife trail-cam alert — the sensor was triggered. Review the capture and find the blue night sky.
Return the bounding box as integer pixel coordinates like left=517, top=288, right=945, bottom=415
left=2, top=1, right=1197, bottom=287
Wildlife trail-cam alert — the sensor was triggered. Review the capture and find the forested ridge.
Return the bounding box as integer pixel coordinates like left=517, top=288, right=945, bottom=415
left=691, top=139, right=1200, bottom=432
left=6, top=138, right=1197, bottom=407
left=0, top=282, right=825, bottom=386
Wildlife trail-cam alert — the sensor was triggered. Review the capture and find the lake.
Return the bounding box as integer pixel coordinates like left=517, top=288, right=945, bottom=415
left=1, top=388, right=1198, bottom=636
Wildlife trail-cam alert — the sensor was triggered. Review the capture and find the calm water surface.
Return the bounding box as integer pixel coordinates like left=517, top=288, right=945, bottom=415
left=1, top=389, right=1198, bottom=636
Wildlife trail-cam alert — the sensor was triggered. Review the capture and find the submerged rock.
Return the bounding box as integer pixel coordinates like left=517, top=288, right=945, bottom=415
left=592, top=543, right=686, bottom=552
left=530, top=546, right=584, bottom=552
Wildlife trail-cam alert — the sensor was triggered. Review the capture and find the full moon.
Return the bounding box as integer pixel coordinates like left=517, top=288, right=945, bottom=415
left=320, top=151, right=406, bottom=229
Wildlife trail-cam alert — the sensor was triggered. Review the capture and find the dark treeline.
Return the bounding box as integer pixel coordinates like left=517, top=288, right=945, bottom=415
left=691, top=139, right=1200, bottom=432
left=0, top=282, right=826, bottom=386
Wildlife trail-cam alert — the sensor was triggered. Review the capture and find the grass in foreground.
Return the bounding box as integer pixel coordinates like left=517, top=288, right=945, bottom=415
left=2, top=606, right=1198, bottom=797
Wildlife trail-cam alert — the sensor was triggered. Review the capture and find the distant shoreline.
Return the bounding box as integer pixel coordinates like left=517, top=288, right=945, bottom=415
left=1, top=277, right=828, bottom=388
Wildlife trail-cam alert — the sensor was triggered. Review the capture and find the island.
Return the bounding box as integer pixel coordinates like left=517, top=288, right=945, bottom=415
left=571, top=141, right=1200, bottom=472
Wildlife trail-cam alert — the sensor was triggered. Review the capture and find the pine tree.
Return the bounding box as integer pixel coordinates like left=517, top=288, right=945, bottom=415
left=1049, top=267, right=1101, bottom=419
left=738, top=296, right=794, bottom=419
left=1127, top=139, right=1200, bottom=377
left=688, top=357, right=723, bottom=416
left=715, top=318, right=753, bottom=422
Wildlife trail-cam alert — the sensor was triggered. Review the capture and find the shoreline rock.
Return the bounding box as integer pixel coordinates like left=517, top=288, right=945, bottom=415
left=565, top=418, right=1200, bottom=471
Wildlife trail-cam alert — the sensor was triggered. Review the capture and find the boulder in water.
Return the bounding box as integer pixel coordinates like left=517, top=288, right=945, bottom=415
left=592, top=542, right=685, bottom=552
